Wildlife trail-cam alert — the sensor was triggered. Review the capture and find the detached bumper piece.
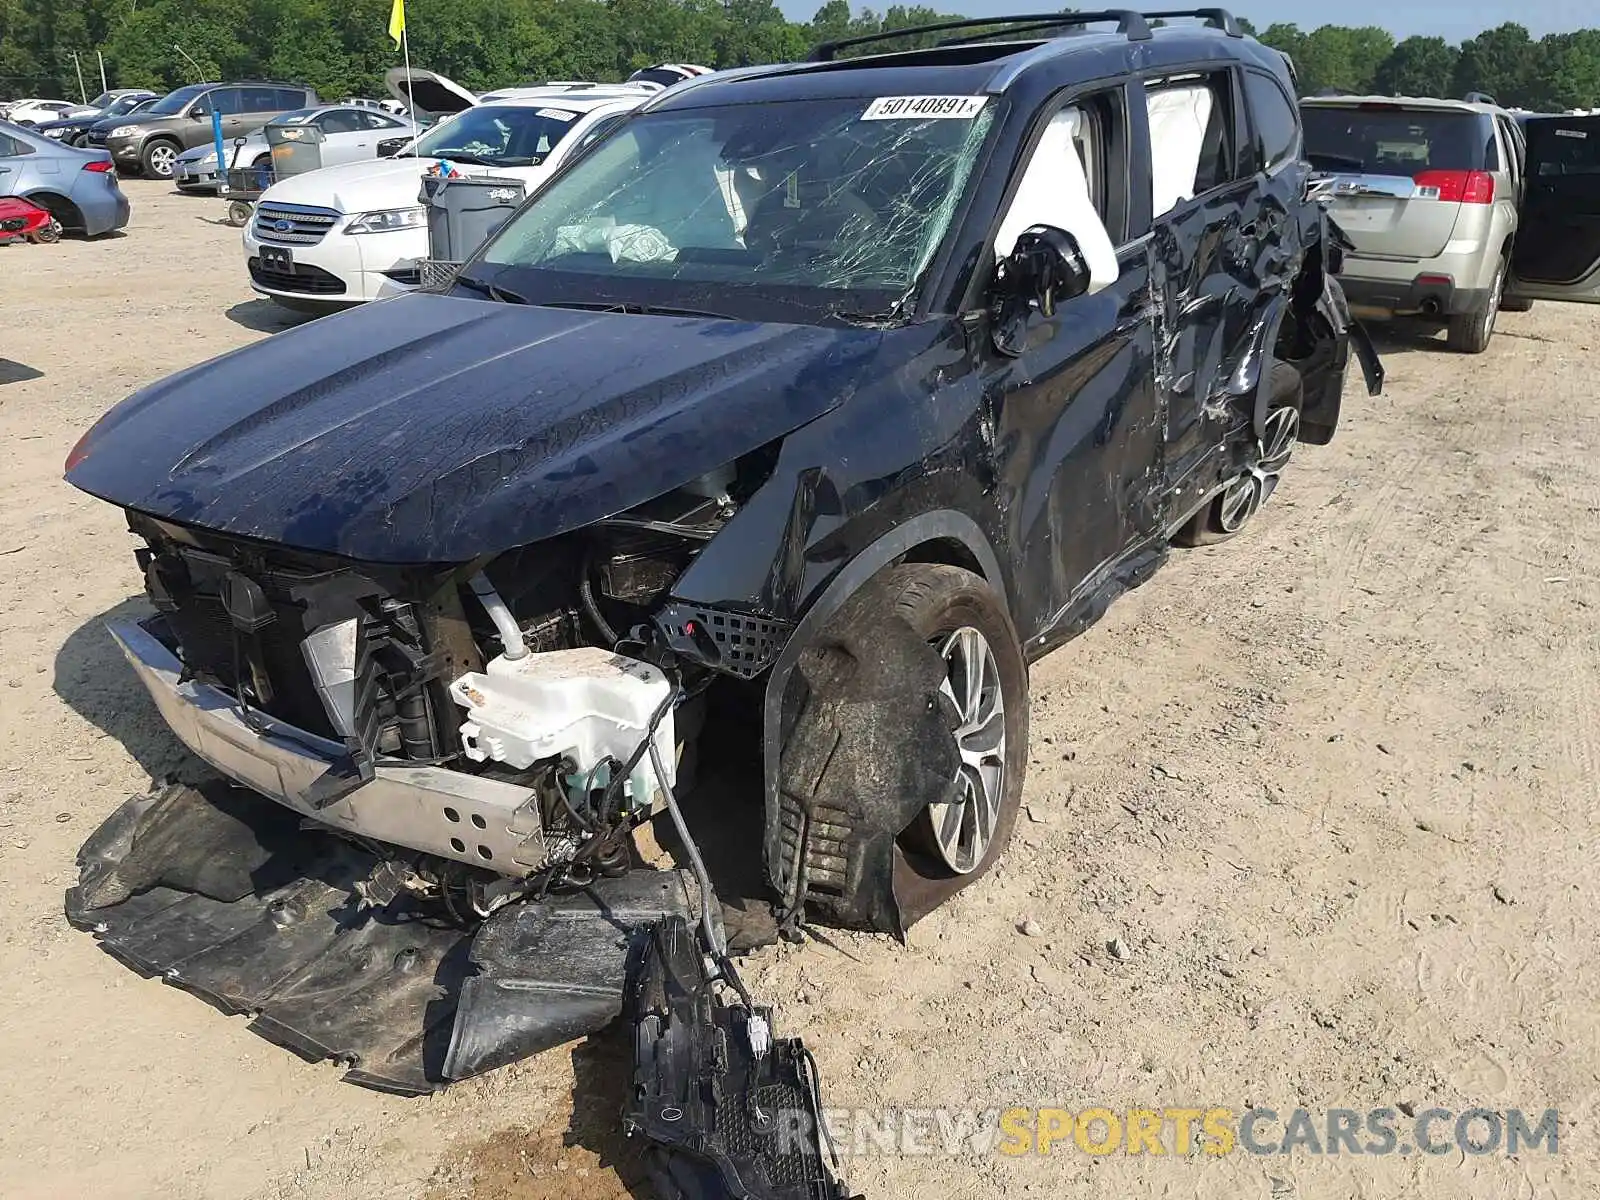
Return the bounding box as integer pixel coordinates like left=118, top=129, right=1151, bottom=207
left=66, top=780, right=699, bottom=1093
left=627, top=918, right=856, bottom=1200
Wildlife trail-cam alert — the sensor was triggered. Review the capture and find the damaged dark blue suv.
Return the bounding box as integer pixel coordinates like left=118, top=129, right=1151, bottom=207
left=64, top=7, right=1380, bottom=1120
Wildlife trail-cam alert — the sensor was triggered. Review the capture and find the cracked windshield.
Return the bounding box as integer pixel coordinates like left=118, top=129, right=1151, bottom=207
left=479, top=97, right=997, bottom=307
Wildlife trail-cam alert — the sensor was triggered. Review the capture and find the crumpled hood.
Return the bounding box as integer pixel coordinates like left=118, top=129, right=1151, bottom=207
left=66, top=293, right=885, bottom=563
left=260, top=157, right=550, bottom=214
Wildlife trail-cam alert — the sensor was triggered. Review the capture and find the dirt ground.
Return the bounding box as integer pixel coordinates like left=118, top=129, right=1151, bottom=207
left=1, top=179, right=1596, bottom=1199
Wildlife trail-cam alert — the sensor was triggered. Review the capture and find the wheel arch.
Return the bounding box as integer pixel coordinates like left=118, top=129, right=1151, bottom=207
left=21, top=189, right=81, bottom=229
left=757, top=510, right=1007, bottom=901
left=140, top=133, right=181, bottom=166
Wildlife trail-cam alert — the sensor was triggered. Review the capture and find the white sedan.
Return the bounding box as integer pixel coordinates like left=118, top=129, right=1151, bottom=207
left=175, top=104, right=419, bottom=193
left=4, top=98, right=78, bottom=126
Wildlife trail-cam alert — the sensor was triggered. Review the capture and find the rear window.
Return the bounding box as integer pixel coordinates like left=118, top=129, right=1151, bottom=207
left=1301, top=106, right=1486, bottom=176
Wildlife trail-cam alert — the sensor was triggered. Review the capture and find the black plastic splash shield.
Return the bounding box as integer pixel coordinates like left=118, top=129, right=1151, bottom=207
left=66, top=780, right=699, bottom=1093
left=626, top=917, right=857, bottom=1200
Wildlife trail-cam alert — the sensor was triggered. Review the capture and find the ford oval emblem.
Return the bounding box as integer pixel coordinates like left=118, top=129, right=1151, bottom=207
left=272, top=219, right=293, bottom=233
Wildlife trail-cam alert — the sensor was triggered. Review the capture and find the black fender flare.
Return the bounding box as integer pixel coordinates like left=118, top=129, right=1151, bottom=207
left=1247, top=293, right=1293, bottom=439
left=758, top=510, right=1006, bottom=897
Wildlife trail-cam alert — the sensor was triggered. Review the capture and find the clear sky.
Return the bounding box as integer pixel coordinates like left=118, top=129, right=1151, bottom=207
left=776, top=1, right=1595, bottom=42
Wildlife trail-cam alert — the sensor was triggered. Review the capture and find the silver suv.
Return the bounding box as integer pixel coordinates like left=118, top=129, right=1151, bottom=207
left=1301, top=95, right=1525, bottom=353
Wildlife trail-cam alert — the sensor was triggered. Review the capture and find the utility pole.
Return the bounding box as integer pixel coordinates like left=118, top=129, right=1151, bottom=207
left=97, top=50, right=109, bottom=96
left=70, top=51, right=88, bottom=102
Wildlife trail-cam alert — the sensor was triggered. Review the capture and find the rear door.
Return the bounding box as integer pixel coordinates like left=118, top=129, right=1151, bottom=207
left=235, top=86, right=285, bottom=135
left=314, top=108, right=370, bottom=164
left=0, top=129, right=37, bottom=195
left=1301, top=101, right=1489, bottom=260
left=1509, top=115, right=1600, bottom=302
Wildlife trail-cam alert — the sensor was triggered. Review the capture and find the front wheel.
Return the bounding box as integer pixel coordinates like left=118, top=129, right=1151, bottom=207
left=141, top=139, right=178, bottom=179
left=887, top=565, right=1029, bottom=880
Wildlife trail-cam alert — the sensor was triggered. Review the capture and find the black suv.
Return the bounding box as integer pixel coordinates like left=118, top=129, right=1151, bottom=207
left=66, top=10, right=1379, bottom=1094
left=94, top=81, right=319, bottom=178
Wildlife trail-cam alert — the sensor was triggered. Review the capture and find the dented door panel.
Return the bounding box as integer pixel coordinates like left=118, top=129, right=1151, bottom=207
left=1155, top=181, right=1263, bottom=500
left=981, top=242, right=1162, bottom=646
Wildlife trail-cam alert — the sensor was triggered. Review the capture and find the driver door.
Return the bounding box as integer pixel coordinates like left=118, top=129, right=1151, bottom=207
left=982, top=84, right=1165, bottom=650
left=1508, top=115, right=1600, bottom=303
left=315, top=108, right=371, bottom=165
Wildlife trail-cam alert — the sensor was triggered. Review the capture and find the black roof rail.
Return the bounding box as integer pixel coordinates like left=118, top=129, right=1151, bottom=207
left=936, top=16, right=1129, bottom=48
left=809, top=10, right=1153, bottom=62
left=1143, top=9, right=1244, bottom=36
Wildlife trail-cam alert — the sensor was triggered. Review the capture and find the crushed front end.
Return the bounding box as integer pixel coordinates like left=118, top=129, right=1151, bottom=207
left=72, top=485, right=779, bottom=1086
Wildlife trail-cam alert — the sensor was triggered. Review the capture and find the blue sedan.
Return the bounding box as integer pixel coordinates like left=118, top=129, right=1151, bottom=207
left=0, top=119, right=130, bottom=236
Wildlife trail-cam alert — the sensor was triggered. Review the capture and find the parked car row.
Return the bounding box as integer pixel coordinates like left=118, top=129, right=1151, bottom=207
left=0, top=64, right=709, bottom=257
left=242, top=77, right=665, bottom=310
left=174, top=104, right=420, bottom=193
left=89, top=81, right=322, bottom=178
left=35, top=92, right=160, bottom=146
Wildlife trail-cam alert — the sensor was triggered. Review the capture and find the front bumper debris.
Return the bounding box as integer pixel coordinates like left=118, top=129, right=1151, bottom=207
left=67, top=780, right=702, bottom=1093
left=627, top=917, right=857, bottom=1200
left=107, top=617, right=555, bottom=874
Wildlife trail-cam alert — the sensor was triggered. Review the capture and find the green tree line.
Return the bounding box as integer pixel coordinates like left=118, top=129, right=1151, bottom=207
left=1253, top=21, right=1600, bottom=112
left=3, top=3, right=1600, bottom=113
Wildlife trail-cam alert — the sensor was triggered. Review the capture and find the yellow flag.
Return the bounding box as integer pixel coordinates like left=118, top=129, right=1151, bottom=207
left=388, top=0, right=405, bottom=47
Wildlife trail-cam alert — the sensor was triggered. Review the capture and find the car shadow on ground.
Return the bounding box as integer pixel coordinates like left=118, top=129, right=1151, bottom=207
left=53, top=596, right=206, bottom=784
left=0, top=358, right=43, bottom=385
left=225, top=298, right=318, bottom=334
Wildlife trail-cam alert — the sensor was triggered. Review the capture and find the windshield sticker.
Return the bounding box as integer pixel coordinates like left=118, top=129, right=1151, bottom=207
left=1554, top=127, right=1589, bottom=139
left=536, top=108, right=578, bottom=122
left=861, top=95, right=987, bottom=121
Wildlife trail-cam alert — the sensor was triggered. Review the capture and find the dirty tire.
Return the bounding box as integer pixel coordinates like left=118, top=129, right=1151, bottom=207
left=1447, top=258, right=1505, bottom=353
left=885, top=564, right=1029, bottom=884
left=225, top=200, right=254, bottom=228
left=1176, top=361, right=1303, bottom=547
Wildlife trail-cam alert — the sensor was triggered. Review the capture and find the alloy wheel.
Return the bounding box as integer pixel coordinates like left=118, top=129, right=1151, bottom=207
left=924, top=625, right=1006, bottom=874
left=1217, top=404, right=1299, bottom=534
left=147, top=144, right=176, bottom=177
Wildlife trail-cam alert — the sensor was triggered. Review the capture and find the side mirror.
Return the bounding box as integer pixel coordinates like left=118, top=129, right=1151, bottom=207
left=990, top=225, right=1091, bottom=357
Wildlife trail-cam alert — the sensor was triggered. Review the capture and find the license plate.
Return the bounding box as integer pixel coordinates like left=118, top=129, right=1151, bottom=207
left=259, top=245, right=293, bottom=273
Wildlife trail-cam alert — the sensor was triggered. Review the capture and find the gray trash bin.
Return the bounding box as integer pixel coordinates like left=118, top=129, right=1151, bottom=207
left=418, top=172, right=527, bottom=289
left=265, top=122, right=329, bottom=180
